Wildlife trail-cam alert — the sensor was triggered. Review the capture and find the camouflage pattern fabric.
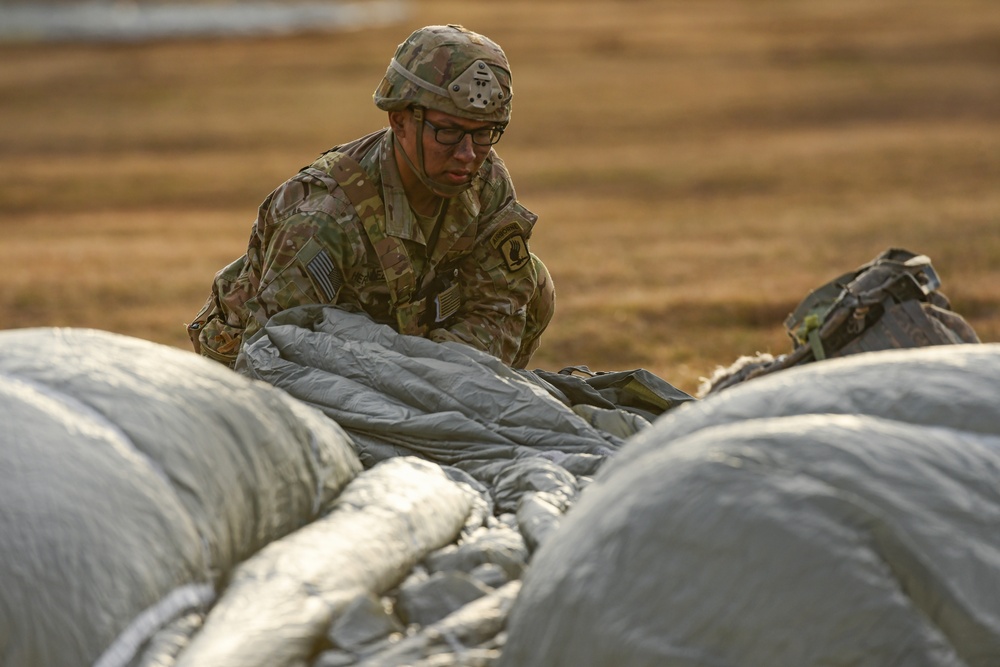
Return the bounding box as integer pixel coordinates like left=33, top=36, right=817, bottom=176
left=188, top=128, right=552, bottom=368
left=319, top=150, right=421, bottom=333
left=515, top=254, right=555, bottom=368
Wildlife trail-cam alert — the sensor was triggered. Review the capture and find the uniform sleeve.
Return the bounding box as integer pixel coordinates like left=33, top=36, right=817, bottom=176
left=427, top=198, right=538, bottom=366
left=190, top=174, right=356, bottom=364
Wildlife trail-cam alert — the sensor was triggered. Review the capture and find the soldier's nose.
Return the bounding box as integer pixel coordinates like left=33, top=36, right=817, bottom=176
left=452, top=135, right=476, bottom=161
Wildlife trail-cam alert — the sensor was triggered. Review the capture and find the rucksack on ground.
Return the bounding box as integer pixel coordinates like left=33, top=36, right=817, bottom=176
left=701, top=248, right=981, bottom=396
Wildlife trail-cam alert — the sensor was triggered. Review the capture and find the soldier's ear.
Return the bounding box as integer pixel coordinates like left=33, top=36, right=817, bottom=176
left=389, top=111, right=408, bottom=138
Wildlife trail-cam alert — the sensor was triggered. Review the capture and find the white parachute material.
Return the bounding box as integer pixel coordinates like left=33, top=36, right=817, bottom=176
left=0, top=328, right=362, bottom=667
left=502, top=344, right=1000, bottom=667
left=175, top=457, right=478, bottom=667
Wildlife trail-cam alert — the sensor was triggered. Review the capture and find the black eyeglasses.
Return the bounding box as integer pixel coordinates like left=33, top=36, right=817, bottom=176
left=423, top=119, right=505, bottom=146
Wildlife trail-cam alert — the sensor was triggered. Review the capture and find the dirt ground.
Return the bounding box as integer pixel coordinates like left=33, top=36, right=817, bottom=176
left=1, top=0, right=998, bottom=393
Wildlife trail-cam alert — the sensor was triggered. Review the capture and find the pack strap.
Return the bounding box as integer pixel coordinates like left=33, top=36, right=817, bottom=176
left=317, top=151, right=428, bottom=335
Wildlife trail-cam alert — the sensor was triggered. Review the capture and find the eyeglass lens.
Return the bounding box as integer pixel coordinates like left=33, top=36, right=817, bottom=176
left=425, top=121, right=503, bottom=146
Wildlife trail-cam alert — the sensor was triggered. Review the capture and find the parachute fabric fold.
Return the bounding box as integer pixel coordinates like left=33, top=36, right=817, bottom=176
left=503, top=345, right=1000, bottom=667
left=237, top=305, right=621, bottom=481
left=0, top=327, right=361, bottom=667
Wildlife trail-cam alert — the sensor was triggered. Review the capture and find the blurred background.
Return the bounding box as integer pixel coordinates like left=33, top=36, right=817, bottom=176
left=1, top=0, right=998, bottom=394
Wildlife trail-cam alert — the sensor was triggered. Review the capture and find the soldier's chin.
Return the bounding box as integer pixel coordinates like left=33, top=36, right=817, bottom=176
left=429, top=179, right=473, bottom=197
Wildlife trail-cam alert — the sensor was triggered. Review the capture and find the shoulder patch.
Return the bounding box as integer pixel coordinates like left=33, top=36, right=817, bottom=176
left=499, top=234, right=530, bottom=272
left=490, top=222, right=522, bottom=249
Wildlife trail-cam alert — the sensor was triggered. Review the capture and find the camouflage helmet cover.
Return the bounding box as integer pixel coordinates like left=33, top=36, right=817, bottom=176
left=374, top=24, right=513, bottom=124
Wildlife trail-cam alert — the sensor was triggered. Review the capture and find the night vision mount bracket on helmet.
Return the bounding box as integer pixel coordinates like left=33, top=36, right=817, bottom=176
left=388, top=58, right=507, bottom=114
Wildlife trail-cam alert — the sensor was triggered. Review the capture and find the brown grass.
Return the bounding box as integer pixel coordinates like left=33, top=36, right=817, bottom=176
left=2, top=0, right=999, bottom=394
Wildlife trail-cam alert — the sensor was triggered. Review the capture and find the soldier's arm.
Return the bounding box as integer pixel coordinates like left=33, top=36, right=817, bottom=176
left=428, top=200, right=538, bottom=366
left=243, top=170, right=364, bottom=319
left=189, top=177, right=356, bottom=363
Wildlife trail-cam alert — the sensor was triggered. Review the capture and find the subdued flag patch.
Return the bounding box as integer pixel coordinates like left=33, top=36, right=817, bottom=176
left=433, top=282, right=462, bottom=322
left=306, top=249, right=344, bottom=301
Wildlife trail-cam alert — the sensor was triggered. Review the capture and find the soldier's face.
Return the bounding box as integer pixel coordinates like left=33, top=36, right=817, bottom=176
left=394, top=108, right=494, bottom=193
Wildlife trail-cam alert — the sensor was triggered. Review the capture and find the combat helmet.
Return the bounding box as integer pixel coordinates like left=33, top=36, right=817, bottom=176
left=374, top=24, right=512, bottom=196
left=374, top=24, right=513, bottom=124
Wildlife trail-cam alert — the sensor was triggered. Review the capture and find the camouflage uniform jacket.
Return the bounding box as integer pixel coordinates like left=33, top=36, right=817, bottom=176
left=189, top=128, right=541, bottom=366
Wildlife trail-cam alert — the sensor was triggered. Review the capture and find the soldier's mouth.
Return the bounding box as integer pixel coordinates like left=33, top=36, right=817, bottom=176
left=443, top=170, right=471, bottom=184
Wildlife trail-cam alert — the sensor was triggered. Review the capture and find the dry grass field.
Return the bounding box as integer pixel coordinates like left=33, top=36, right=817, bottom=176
left=1, top=0, right=998, bottom=394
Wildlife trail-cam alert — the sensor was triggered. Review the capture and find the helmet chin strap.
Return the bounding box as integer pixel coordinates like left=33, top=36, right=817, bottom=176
left=396, top=106, right=471, bottom=199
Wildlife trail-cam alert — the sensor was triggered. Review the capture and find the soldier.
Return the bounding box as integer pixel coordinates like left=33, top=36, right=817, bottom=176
left=187, top=24, right=554, bottom=368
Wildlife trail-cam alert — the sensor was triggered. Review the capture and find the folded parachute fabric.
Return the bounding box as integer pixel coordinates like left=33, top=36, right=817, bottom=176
left=0, top=327, right=361, bottom=667
left=502, top=344, right=1000, bottom=667
left=237, top=305, right=624, bottom=482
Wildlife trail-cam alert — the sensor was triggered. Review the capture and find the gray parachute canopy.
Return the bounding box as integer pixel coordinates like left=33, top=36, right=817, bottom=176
left=235, top=304, right=625, bottom=482
left=0, top=327, right=361, bottom=667
left=502, top=344, right=1000, bottom=667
